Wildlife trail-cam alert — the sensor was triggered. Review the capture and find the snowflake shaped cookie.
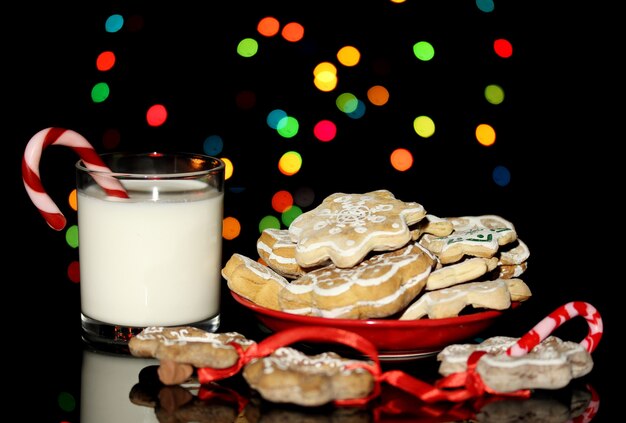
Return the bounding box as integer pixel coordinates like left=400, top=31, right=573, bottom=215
left=289, top=190, right=427, bottom=268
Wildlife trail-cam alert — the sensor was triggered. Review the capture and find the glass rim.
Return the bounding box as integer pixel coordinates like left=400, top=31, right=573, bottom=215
left=75, top=151, right=225, bottom=178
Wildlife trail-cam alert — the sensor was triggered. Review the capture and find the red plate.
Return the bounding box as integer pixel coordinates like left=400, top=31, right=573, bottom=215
left=231, top=291, right=518, bottom=361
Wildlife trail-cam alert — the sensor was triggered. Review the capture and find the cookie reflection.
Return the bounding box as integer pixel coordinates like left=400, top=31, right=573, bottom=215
left=127, top=364, right=598, bottom=422
left=81, top=348, right=160, bottom=423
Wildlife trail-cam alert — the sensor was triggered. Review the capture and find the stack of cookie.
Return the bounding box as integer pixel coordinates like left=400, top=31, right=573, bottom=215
left=223, top=189, right=531, bottom=320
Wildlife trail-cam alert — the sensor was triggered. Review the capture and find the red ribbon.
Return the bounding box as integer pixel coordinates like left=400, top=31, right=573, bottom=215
left=196, top=325, right=530, bottom=406
left=194, top=301, right=602, bottom=407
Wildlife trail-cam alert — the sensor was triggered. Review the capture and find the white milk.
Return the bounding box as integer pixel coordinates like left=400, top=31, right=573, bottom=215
left=77, top=179, right=223, bottom=327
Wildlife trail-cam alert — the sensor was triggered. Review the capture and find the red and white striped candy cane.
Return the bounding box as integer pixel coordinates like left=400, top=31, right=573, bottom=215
left=507, top=301, right=603, bottom=357
left=22, top=127, right=128, bottom=231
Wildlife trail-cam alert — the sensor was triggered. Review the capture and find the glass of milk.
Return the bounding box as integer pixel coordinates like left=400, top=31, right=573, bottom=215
left=76, top=152, right=225, bottom=350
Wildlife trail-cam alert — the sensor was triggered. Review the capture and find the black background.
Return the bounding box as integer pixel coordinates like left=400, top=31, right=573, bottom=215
left=5, top=1, right=617, bottom=421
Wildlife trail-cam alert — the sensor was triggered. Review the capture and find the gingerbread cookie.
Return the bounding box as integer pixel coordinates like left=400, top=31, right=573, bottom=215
left=496, top=238, right=530, bottom=279
left=419, top=215, right=518, bottom=265
left=410, top=214, right=454, bottom=240
left=278, top=242, right=436, bottom=319
left=425, top=256, right=499, bottom=290
left=242, top=346, right=375, bottom=406
left=399, top=278, right=531, bottom=319
left=498, top=262, right=528, bottom=279
left=222, top=253, right=290, bottom=310
left=437, top=335, right=594, bottom=392
left=497, top=238, right=530, bottom=265
left=256, top=228, right=316, bottom=279
left=288, top=190, right=427, bottom=268
left=129, top=326, right=256, bottom=385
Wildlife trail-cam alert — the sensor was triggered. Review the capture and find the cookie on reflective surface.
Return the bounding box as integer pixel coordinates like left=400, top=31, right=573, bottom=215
left=437, top=335, right=594, bottom=392
left=289, top=190, right=427, bottom=268
left=243, top=346, right=375, bottom=407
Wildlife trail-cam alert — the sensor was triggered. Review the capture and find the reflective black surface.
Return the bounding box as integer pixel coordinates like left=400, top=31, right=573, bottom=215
left=14, top=260, right=615, bottom=422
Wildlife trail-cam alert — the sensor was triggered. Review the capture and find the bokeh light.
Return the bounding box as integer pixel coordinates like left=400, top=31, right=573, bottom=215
left=476, top=0, right=495, bottom=13
left=492, top=165, right=511, bottom=186
left=267, top=109, right=287, bottom=129
left=413, top=115, right=436, bottom=138
left=313, top=119, right=337, bottom=142
left=484, top=84, right=505, bottom=105
left=146, top=104, right=168, bottom=127
left=69, top=189, right=77, bottom=211
left=203, top=135, right=224, bottom=156
left=237, top=38, right=259, bottom=58
left=105, top=14, right=124, bottom=33
left=294, top=186, right=315, bottom=207
left=282, top=205, right=302, bottom=227
left=67, top=261, right=80, bottom=283
left=57, top=391, right=76, bottom=412
left=278, top=151, right=302, bottom=176
left=222, top=157, right=233, bottom=180
left=367, top=85, right=390, bottom=106
left=96, top=51, right=116, bottom=71
left=494, top=38, right=513, bottom=58
left=276, top=115, right=299, bottom=138
left=412, top=41, right=435, bottom=61
left=281, top=22, right=304, bottom=42
left=222, top=216, right=241, bottom=240
left=91, top=82, right=110, bottom=103
left=257, top=16, right=280, bottom=37
left=259, top=215, right=281, bottom=232
left=390, top=148, right=414, bottom=171
left=476, top=123, right=496, bottom=146
left=336, top=92, right=358, bottom=113
left=66, top=225, right=79, bottom=249
left=337, top=45, right=360, bottom=67
left=102, top=128, right=121, bottom=150
left=272, top=190, right=294, bottom=213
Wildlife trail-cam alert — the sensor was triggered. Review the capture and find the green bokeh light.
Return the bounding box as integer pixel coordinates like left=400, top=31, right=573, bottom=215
left=259, top=215, right=281, bottom=232
left=281, top=205, right=302, bottom=227
left=237, top=38, right=259, bottom=58
left=91, top=82, right=110, bottom=103
left=66, top=225, right=79, bottom=248
left=58, top=391, right=76, bottom=412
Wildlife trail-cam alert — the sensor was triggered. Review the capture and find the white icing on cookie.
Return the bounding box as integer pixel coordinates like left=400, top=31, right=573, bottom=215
left=279, top=242, right=435, bottom=319
left=136, top=326, right=254, bottom=348
left=289, top=190, right=426, bottom=268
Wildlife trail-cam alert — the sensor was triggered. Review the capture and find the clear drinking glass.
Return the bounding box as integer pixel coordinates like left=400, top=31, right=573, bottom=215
left=76, top=152, right=225, bottom=350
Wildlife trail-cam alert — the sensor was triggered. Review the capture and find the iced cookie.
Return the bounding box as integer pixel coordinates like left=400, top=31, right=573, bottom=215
left=498, top=238, right=530, bottom=265
left=498, top=262, right=528, bottom=279
left=496, top=238, right=530, bottom=279
left=256, top=228, right=318, bottom=279
left=437, top=335, right=594, bottom=392
left=399, top=278, right=531, bottom=319
left=288, top=190, right=427, bottom=268
left=445, top=215, right=516, bottom=233
left=129, top=326, right=256, bottom=385
left=279, top=242, right=436, bottom=319
left=222, top=253, right=290, bottom=310
left=242, top=346, right=375, bottom=406
left=419, top=215, right=518, bottom=265
left=410, top=214, right=454, bottom=240
left=426, top=256, right=499, bottom=290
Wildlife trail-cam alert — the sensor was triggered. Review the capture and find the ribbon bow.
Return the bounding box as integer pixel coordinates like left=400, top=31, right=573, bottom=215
left=196, top=301, right=602, bottom=405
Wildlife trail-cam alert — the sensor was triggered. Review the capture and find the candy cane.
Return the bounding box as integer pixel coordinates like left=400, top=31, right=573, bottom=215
left=507, top=301, right=603, bottom=356
left=22, top=127, right=128, bottom=231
